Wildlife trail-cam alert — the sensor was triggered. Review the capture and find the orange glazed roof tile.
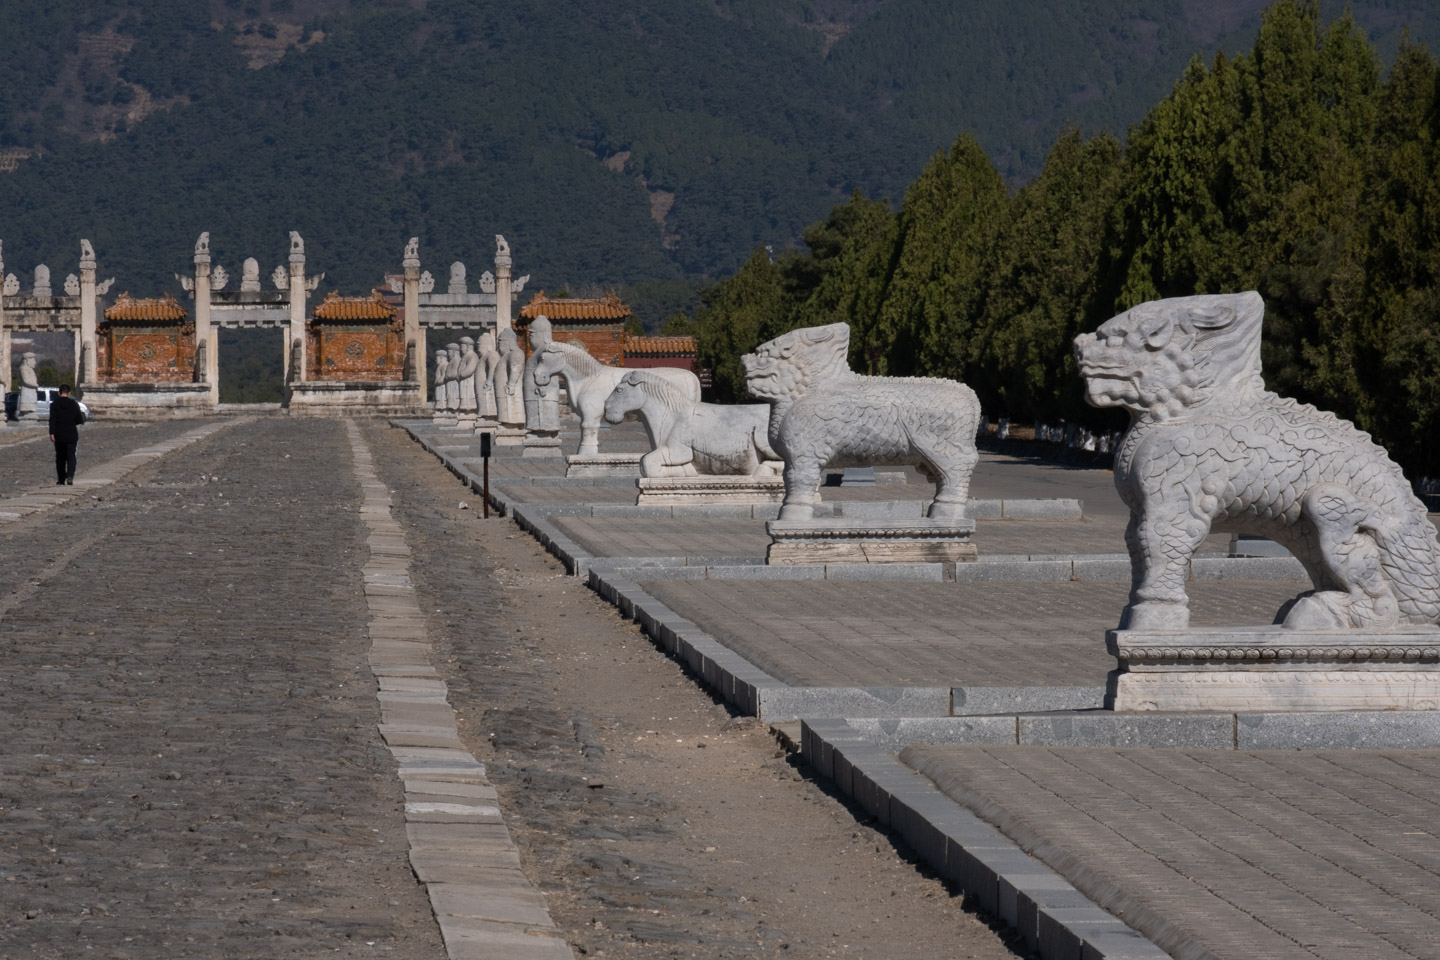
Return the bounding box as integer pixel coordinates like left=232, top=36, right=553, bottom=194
left=520, top=291, right=631, bottom=321
left=624, top=335, right=697, bottom=358
left=103, top=292, right=188, bottom=322
left=313, top=290, right=397, bottom=321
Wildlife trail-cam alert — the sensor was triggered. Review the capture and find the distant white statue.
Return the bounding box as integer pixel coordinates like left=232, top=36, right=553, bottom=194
left=433, top=349, right=450, bottom=413
left=18, top=353, right=38, bottom=418
left=479, top=270, right=496, bottom=293
left=455, top=337, right=479, bottom=412
left=240, top=258, right=261, bottom=292
left=272, top=265, right=288, bottom=290
left=33, top=265, right=51, bottom=297
left=495, top=234, right=511, bottom=260
left=64, top=274, right=79, bottom=296
left=493, top=328, right=525, bottom=425
left=604, top=371, right=782, bottom=478
left=523, top=315, right=561, bottom=433
left=445, top=342, right=462, bottom=408
left=448, top=261, right=467, bottom=295
left=419, top=271, right=435, bottom=294
left=476, top=331, right=499, bottom=419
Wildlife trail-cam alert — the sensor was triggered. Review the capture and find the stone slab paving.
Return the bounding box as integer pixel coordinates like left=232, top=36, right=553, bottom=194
left=640, top=579, right=1310, bottom=688
left=902, top=744, right=1440, bottom=960
left=0, top=419, right=444, bottom=957
left=346, top=422, right=574, bottom=960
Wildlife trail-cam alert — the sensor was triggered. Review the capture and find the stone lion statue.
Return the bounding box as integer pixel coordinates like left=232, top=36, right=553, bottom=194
left=742, top=322, right=981, bottom=521
left=1075, top=291, right=1440, bottom=631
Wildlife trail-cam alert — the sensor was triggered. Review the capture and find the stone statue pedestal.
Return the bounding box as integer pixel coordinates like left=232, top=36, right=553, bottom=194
left=493, top=425, right=526, bottom=446
left=765, top=517, right=977, bottom=564
left=1107, top=625, right=1440, bottom=712
left=522, top=430, right=563, bottom=457
left=432, top=408, right=458, bottom=425
left=637, top=475, right=784, bottom=506
left=17, top=387, right=38, bottom=420
left=472, top=416, right=500, bottom=437
left=565, top=452, right=643, bottom=478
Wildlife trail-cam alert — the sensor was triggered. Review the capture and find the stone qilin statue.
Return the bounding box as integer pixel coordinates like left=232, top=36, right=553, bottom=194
left=742, top=322, right=980, bottom=521
left=1074, top=291, right=1440, bottom=632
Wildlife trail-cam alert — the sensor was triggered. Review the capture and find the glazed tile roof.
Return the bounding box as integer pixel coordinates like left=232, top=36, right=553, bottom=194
left=103, top=292, right=188, bottom=322
left=312, top=290, right=397, bottom=321
left=624, top=335, right=697, bottom=358
left=520, top=291, right=631, bottom=321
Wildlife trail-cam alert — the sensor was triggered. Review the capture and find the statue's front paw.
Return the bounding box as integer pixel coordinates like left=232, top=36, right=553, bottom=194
left=927, top=500, right=964, bottom=521
left=1121, top=601, right=1190, bottom=631
left=778, top=502, right=814, bottom=521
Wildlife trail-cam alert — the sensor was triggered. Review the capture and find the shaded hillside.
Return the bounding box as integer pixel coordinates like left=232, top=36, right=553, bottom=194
left=2, top=0, right=1439, bottom=314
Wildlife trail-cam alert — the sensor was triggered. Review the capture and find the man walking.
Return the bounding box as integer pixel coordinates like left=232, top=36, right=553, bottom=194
left=48, top=384, right=86, bottom=485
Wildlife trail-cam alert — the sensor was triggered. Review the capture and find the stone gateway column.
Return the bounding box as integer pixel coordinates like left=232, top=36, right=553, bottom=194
left=404, top=237, right=422, bottom=402
left=79, top=239, right=98, bottom=385
left=0, top=240, right=10, bottom=396
left=494, top=234, right=512, bottom=335
left=192, top=234, right=219, bottom=401
left=287, top=232, right=307, bottom=384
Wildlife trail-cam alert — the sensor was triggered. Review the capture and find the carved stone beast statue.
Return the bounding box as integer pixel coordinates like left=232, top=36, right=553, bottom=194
left=742, top=322, right=981, bottom=521
left=1075, top=291, right=1440, bottom=631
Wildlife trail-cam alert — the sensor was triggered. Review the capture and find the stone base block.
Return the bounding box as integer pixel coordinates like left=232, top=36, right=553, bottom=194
left=766, top=517, right=977, bottom=564
left=522, top=431, right=563, bottom=457
left=287, top=380, right=425, bottom=416
left=82, top=382, right=214, bottom=419
left=1108, top=625, right=1440, bottom=712
left=485, top=425, right=526, bottom=446
left=566, top=452, right=643, bottom=477
left=637, top=474, right=784, bottom=505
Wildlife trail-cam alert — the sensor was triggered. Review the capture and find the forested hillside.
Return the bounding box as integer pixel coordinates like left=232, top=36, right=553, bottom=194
left=3, top=0, right=1439, bottom=323
left=686, top=1, right=1440, bottom=479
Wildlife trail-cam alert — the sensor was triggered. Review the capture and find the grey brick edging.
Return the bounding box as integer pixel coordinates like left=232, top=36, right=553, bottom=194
left=802, top=719, right=1170, bottom=960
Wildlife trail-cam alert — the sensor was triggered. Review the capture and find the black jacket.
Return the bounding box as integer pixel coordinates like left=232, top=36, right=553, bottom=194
left=48, top=396, right=86, bottom=443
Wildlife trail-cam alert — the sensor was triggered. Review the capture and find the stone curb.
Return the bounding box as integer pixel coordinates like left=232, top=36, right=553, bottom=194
left=352, top=423, right=576, bottom=960
left=799, top=718, right=1169, bottom=960
left=0, top=418, right=243, bottom=525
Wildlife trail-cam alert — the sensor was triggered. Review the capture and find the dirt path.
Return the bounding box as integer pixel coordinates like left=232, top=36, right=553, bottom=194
left=366, top=423, right=1029, bottom=960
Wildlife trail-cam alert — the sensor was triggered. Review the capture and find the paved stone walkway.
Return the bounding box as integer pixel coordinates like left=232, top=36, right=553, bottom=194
left=0, top=419, right=441, bottom=958
left=346, top=423, right=573, bottom=960
left=642, top=579, right=1311, bottom=688
left=903, top=744, right=1440, bottom=960
left=0, top=420, right=206, bottom=495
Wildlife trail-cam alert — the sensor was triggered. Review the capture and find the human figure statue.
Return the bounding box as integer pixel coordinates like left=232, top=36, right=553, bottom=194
left=448, top=262, right=467, bottom=295
left=493, top=328, right=525, bottom=425
left=432, top=349, right=450, bottom=412
left=33, top=265, right=52, bottom=297
left=523, top=315, right=562, bottom=434
left=445, top=343, right=462, bottom=409
left=18, top=353, right=39, bottom=419
left=455, top=337, right=479, bottom=413
left=476, top=332, right=500, bottom=419
left=241, top=258, right=261, bottom=292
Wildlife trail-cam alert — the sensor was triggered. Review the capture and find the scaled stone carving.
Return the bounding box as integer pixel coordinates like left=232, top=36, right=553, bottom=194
left=419, top=271, right=435, bottom=294
left=33, top=265, right=51, bottom=297
left=404, top=237, right=420, bottom=267
left=604, top=370, right=781, bottom=477
left=536, top=341, right=701, bottom=457
left=272, top=265, right=288, bottom=290
left=212, top=264, right=229, bottom=291
left=448, top=261, right=467, bottom=294
left=514, top=274, right=529, bottom=293
left=455, top=337, right=479, bottom=412
left=80, top=239, right=96, bottom=267
left=432, top=349, right=450, bottom=412
left=176, top=273, right=194, bottom=294
left=306, top=272, right=323, bottom=292
left=523, top=315, right=561, bottom=432
left=195, top=232, right=211, bottom=258
left=478, top=270, right=495, bottom=294
left=289, top=231, right=304, bottom=256
left=493, top=328, right=526, bottom=425
left=388, top=276, right=404, bottom=294
left=1074, top=291, right=1440, bottom=631
left=241, top=258, right=261, bottom=292
left=742, top=323, right=981, bottom=521
left=64, top=274, right=79, bottom=296
left=96, top=277, right=114, bottom=296
left=476, top=331, right=499, bottom=418
left=3, top=275, right=17, bottom=296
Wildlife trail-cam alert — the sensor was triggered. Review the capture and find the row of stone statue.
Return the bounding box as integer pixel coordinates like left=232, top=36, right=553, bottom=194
left=432, top=316, right=562, bottom=432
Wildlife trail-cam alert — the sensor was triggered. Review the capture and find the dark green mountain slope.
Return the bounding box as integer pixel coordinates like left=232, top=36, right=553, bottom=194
left=2, top=0, right=1439, bottom=313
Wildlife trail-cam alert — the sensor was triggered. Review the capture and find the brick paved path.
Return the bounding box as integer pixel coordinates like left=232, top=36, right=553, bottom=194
left=0, top=420, right=202, bottom=491
left=643, top=579, right=1310, bottom=688
left=904, top=745, right=1440, bottom=960
left=0, top=419, right=441, bottom=958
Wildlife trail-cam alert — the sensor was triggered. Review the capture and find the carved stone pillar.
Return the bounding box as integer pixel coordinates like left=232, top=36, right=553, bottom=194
left=494, top=237, right=512, bottom=335
left=403, top=237, right=422, bottom=401
left=0, top=241, right=8, bottom=393
left=288, top=234, right=307, bottom=384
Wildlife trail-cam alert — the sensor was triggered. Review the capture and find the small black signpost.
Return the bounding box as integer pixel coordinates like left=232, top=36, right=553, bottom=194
left=479, top=432, right=492, bottom=519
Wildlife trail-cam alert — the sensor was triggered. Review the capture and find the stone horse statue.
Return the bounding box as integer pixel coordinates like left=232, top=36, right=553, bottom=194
left=604, top=370, right=781, bottom=478
left=534, top=342, right=700, bottom=456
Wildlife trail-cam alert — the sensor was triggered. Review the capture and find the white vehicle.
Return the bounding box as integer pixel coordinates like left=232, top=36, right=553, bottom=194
left=35, top=387, right=90, bottom=419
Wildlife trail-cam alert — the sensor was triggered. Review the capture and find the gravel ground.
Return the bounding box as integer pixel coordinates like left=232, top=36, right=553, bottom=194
left=365, top=422, right=1029, bottom=960
left=0, top=419, right=443, bottom=959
